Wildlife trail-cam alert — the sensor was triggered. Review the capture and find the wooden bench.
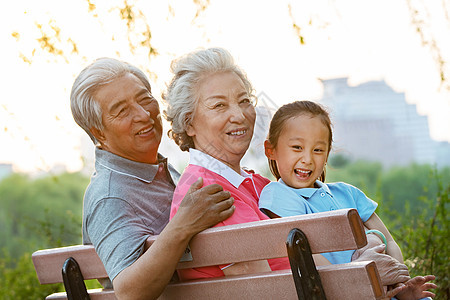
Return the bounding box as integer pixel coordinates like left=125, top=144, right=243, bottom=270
left=32, top=208, right=384, bottom=299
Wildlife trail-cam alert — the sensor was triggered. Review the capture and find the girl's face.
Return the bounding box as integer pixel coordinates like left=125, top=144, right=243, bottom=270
left=265, top=114, right=330, bottom=189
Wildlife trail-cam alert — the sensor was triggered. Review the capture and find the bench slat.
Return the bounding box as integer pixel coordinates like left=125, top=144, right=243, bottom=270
left=46, top=288, right=116, bottom=300
left=318, top=261, right=383, bottom=299
left=45, top=261, right=382, bottom=300
left=160, top=262, right=382, bottom=300
left=33, top=245, right=108, bottom=284
left=152, top=208, right=366, bottom=269
left=33, top=209, right=365, bottom=284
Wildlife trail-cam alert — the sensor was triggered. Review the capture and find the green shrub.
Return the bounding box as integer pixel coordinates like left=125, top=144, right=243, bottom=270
left=0, top=251, right=63, bottom=299
left=378, top=169, right=449, bottom=299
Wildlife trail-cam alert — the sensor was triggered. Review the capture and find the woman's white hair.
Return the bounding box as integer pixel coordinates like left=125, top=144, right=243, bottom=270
left=162, top=47, right=255, bottom=151
left=70, top=58, right=152, bottom=144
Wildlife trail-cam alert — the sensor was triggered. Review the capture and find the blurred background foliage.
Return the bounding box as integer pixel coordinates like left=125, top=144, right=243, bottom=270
left=0, top=172, right=89, bottom=299
left=0, top=158, right=448, bottom=298
left=327, top=155, right=450, bottom=299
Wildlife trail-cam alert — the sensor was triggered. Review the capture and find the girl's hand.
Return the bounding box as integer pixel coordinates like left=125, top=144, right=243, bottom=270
left=386, top=275, right=436, bottom=300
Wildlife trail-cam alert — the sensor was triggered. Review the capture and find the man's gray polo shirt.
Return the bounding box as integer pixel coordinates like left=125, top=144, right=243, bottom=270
left=82, top=148, right=180, bottom=282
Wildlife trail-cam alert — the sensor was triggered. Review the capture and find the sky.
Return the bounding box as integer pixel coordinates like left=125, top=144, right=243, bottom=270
left=1, top=0, right=449, bottom=174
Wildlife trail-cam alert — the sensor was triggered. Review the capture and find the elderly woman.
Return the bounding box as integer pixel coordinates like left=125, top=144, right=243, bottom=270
left=163, top=48, right=291, bottom=280
left=70, top=57, right=235, bottom=299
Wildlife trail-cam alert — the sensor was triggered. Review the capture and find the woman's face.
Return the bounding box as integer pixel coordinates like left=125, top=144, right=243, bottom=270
left=187, top=71, right=256, bottom=171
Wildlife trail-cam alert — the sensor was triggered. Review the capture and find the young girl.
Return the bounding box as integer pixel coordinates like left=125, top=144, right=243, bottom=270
left=259, top=100, right=436, bottom=299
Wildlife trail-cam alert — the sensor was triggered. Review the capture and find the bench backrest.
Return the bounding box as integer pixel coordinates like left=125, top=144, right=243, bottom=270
left=32, top=208, right=384, bottom=299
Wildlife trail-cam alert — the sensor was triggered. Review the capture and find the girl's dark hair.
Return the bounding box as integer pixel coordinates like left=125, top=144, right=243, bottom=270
left=267, top=100, right=333, bottom=182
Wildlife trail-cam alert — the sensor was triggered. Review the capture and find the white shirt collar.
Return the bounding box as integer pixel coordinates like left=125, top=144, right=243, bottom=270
left=189, top=148, right=251, bottom=188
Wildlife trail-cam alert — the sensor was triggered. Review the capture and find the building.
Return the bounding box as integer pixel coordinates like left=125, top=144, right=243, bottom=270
left=319, top=78, right=448, bottom=168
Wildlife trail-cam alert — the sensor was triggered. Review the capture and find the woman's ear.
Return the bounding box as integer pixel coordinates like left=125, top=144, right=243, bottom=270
left=185, top=113, right=196, bottom=137
left=186, top=123, right=195, bottom=137
left=264, top=140, right=276, bottom=159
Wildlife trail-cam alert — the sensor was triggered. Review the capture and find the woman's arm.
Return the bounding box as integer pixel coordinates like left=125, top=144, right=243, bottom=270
left=313, top=254, right=332, bottom=266
left=222, top=260, right=272, bottom=276
left=364, top=213, right=404, bottom=263
left=354, top=214, right=410, bottom=286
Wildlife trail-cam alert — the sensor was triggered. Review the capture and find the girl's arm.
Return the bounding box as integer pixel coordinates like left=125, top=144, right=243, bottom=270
left=364, top=213, right=404, bottom=263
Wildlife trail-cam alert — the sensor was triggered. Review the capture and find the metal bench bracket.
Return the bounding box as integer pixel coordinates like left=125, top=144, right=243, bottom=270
left=62, top=257, right=91, bottom=300
left=286, top=228, right=327, bottom=300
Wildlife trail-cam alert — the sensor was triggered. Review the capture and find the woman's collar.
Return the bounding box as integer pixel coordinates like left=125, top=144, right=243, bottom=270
left=189, top=148, right=250, bottom=188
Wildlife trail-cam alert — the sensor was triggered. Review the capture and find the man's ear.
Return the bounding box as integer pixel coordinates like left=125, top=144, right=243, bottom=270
left=264, top=140, right=276, bottom=159
left=90, top=127, right=105, bottom=144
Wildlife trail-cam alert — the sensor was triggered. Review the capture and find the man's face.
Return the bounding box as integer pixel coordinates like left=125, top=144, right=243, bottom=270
left=91, top=73, right=163, bottom=164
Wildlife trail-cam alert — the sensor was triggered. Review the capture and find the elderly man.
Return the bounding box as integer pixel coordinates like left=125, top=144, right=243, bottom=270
left=70, top=58, right=235, bottom=300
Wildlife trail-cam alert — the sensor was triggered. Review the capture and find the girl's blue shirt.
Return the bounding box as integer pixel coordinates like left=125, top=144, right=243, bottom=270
left=259, top=179, right=378, bottom=264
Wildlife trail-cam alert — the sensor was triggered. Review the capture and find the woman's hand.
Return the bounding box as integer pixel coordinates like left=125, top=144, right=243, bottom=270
left=351, top=231, right=385, bottom=261
left=352, top=244, right=410, bottom=286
